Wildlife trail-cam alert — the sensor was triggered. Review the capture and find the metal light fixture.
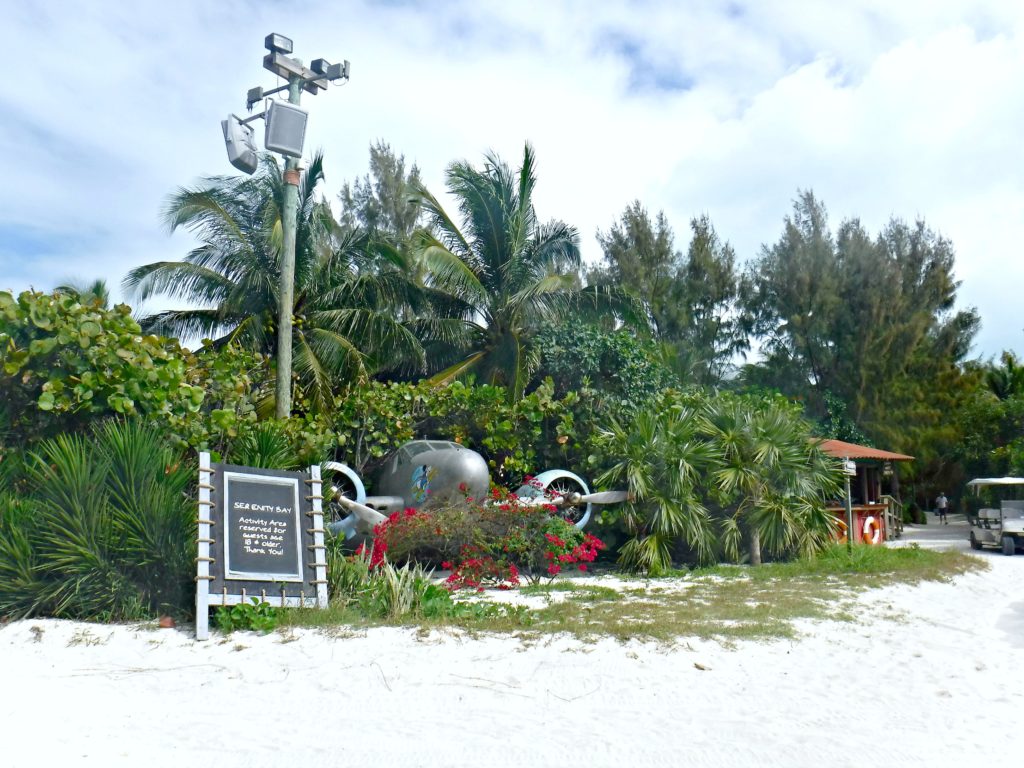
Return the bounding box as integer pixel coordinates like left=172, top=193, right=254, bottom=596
left=223, top=33, right=352, bottom=419
left=328, top=60, right=349, bottom=81
left=264, top=33, right=293, bottom=54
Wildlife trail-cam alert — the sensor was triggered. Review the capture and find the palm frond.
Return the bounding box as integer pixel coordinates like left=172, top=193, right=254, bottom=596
left=426, top=351, right=487, bottom=387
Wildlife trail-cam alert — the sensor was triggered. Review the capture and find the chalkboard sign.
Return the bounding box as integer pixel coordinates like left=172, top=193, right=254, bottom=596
left=224, top=471, right=303, bottom=581
left=194, top=455, right=329, bottom=640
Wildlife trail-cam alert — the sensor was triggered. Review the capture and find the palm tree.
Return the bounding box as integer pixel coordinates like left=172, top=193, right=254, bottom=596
left=596, top=400, right=721, bottom=573
left=54, top=278, right=110, bottom=308
left=704, top=396, right=840, bottom=565
left=985, top=351, right=1024, bottom=401
left=412, top=143, right=600, bottom=400
left=123, top=153, right=422, bottom=410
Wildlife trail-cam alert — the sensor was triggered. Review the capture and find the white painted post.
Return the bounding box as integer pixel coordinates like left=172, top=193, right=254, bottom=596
left=196, top=451, right=213, bottom=640
left=310, top=464, right=329, bottom=608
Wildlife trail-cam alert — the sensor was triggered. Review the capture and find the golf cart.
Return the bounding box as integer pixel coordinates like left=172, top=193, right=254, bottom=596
left=966, top=477, right=1024, bottom=555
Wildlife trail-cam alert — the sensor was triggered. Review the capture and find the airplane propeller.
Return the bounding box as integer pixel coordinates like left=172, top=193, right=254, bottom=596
left=555, top=490, right=630, bottom=506
left=334, top=494, right=389, bottom=527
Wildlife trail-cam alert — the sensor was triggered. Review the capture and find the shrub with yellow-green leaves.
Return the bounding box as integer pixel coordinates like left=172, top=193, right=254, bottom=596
left=0, top=290, right=204, bottom=444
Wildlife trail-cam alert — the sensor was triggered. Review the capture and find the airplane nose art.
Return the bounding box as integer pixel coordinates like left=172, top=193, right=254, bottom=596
left=410, top=464, right=437, bottom=504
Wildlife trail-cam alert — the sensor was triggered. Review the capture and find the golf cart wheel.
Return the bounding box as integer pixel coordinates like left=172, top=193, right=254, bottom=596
left=1003, top=535, right=1016, bottom=556
left=969, top=531, right=982, bottom=551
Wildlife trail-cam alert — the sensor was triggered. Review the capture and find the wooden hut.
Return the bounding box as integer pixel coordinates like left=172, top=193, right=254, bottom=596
left=816, top=439, right=914, bottom=544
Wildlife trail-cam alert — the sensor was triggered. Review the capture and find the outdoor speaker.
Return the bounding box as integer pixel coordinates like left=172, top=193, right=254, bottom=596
left=264, top=100, right=308, bottom=158
left=221, top=115, right=258, bottom=175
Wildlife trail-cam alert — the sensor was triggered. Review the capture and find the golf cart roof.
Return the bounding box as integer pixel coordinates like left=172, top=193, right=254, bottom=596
left=966, top=477, right=1024, bottom=487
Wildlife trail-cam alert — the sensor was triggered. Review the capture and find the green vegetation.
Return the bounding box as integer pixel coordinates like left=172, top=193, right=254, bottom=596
left=215, top=598, right=280, bottom=634
left=588, top=204, right=746, bottom=387
left=594, top=391, right=840, bottom=573
left=289, top=549, right=531, bottom=631
left=285, top=544, right=980, bottom=642
left=0, top=139, right=1005, bottom=628
left=124, top=152, right=423, bottom=410
left=0, top=420, right=194, bottom=620
left=0, top=290, right=203, bottom=443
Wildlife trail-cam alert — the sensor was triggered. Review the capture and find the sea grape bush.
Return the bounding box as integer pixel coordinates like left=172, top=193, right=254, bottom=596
left=0, top=290, right=202, bottom=443
left=326, top=379, right=588, bottom=486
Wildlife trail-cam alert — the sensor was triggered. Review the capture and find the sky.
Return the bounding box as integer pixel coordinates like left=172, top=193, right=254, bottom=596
left=2, top=0, right=1023, bottom=359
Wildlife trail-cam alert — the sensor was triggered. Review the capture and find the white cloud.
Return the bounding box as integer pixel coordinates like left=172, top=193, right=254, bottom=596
left=1, top=0, right=1023, bottom=356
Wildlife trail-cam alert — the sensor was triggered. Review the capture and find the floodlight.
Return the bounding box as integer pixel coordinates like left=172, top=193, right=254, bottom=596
left=264, top=100, right=308, bottom=158
left=264, top=33, right=293, bottom=54
left=310, top=58, right=330, bottom=75
left=222, top=115, right=258, bottom=175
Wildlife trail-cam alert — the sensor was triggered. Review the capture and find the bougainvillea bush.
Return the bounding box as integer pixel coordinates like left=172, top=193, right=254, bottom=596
left=356, top=486, right=605, bottom=590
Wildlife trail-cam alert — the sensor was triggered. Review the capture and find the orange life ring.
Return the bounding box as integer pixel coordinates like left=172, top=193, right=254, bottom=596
left=862, top=516, right=881, bottom=545
left=835, top=518, right=848, bottom=543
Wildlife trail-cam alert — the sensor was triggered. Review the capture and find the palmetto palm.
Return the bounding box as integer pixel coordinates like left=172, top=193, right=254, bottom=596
left=596, top=402, right=721, bottom=573
left=123, top=153, right=422, bottom=410
left=412, top=143, right=589, bottom=400
left=0, top=420, right=194, bottom=619
left=704, top=396, right=840, bottom=564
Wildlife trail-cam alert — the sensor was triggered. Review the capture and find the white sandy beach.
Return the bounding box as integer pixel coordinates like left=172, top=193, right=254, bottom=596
left=2, top=520, right=1022, bottom=768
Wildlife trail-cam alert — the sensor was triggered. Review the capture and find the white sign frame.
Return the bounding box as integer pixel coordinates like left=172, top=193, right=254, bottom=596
left=195, top=454, right=328, bottom=640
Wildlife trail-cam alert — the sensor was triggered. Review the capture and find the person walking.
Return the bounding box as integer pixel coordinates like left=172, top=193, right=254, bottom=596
left=936, top=492, right=949, bottom=524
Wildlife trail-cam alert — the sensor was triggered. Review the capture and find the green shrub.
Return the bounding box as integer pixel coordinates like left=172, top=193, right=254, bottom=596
left=356, top=560, right=435, bottom=619
left=363, top=490, right=605, bottom=588
left=229, top=420, right=301, bottom=469
left=325, top=379, right=591, bottom=487
left=594, top=390, right=841, bottom=573
left=326, top=546, right=446, bottom=620
left=533, top=320, right=677, bottom=411
left=325, top=536, right=372, bottom=603
left=324, top=546, right=528, bottom=623
left=0, top=290, right=203, bottom=446
left=903, top=501, right=921, bottom=524
left=0, top=419, right=194, bottom=620
left=214, top=599, right=279, bottom=633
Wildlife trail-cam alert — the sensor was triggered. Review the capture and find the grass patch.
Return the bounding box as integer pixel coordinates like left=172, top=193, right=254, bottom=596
left=691, top=543, right=982, bottom=586
left=282, top=599, right=535, bottom=636
left=279, top=544, right=984, bottom=645
left=521, top=583, right=623, bottom=602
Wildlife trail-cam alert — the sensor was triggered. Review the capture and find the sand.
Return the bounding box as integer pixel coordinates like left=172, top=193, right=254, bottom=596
left=2, top=521, right=1022, bottom=768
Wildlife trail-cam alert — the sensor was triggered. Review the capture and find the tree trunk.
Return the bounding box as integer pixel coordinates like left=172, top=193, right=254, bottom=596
left=748, top=527, right=762, bottom=566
